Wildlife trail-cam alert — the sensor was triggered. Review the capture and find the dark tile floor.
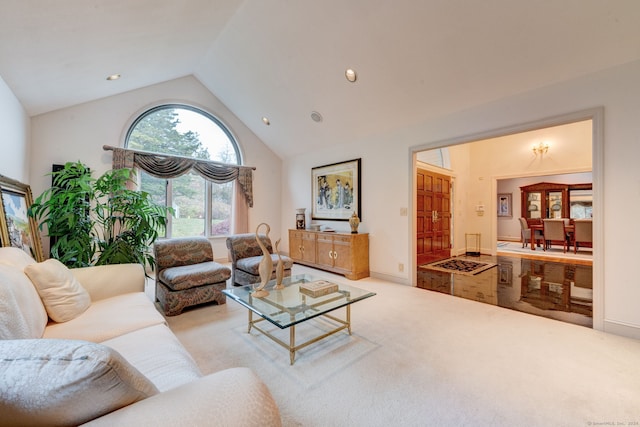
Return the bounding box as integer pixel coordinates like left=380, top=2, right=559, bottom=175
left=417, top=254, right=593, bottom=328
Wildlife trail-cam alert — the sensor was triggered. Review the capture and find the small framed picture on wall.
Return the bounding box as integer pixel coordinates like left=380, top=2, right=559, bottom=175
left=497, top=193, right=512, bottom=218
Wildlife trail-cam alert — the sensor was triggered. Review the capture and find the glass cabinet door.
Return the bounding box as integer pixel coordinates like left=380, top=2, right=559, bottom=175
left=527, top=192, right=542, bottom=219
left=548, top=191, right=563, bottom=218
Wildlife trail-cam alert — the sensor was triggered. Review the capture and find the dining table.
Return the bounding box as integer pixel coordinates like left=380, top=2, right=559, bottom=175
left=530, top=223, right=575, bottom=250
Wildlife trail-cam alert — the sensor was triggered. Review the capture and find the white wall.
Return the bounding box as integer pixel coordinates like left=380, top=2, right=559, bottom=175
left=30, top=76, right=282, bottom=259
left=0, top=75, right=30, bottom=183
left=282, top=58, right=640, bottom=339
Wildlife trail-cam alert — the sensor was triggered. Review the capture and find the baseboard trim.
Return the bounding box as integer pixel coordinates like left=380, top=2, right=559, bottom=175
left=603, top=319, right=640, bottom=340
left=370, top=271, right=411, bottom=286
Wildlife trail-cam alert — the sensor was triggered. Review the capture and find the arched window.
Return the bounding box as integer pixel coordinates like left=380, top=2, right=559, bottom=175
left=125, top=104, right=241, bottom=237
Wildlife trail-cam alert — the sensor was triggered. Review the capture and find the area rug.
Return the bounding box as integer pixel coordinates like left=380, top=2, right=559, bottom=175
left=420, top=258, right=497, bottom=276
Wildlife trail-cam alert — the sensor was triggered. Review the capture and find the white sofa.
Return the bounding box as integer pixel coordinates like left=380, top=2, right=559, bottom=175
left=0, top=247, right=281, bottom=427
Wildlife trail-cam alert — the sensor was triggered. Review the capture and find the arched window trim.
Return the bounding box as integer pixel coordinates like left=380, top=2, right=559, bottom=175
left=109, top=103, right=254, bottom=237
left=124, top=103, right=243, bottom=166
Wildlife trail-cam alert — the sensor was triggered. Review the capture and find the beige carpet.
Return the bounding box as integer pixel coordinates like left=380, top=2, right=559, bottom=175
left=164, top=265, right=639, bottom=426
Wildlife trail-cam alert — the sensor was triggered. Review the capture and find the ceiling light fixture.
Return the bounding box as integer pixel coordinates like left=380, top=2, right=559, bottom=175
left=106, top=73, right=121, bottom=81
left=345, top=68, right=357, bottom=83
left=310, top=111, right=323, bottom=123
left=262, top=117, right=270, bottom=125
left=532, top=142, right=549, bottom=156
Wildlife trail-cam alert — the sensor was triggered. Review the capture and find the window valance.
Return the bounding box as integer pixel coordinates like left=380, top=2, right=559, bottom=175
left=103, top=145, right=254, bottom=207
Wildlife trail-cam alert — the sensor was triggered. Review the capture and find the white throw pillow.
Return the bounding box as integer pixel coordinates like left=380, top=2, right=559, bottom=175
left=24, top=259, right=91, bottom=323
left=0, top=265, right=48, bottom=339
left=0, top=339, right=159, bottom=426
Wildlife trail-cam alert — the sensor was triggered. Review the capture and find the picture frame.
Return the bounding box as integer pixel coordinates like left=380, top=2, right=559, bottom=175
left=312, top=158, right=361, bottom=221
left=0, top=174, right=44, bottom=261
left=497, top=193, right=512, bottom=217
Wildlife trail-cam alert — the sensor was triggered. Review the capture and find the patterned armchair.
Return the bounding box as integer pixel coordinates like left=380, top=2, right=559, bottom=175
left=226, top=233, right=293, bottom=287
left=154, top=237, right=231, bottom=316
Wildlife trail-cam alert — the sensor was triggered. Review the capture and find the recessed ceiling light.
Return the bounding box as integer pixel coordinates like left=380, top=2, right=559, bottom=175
left=345, top=68, right=357, bottom=83
left=106, top=73, right=121, bottom=81
left=262, top=117, right=270, bottom=125
left=310, top=111, right=323, bottom=123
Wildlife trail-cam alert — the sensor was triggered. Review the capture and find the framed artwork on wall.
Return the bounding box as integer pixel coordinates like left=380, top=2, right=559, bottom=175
left=312, top=158, right=361, bottom=221
left=0, top=174, right=44, bottom=261
left=497, top=193, right=512, bottom=217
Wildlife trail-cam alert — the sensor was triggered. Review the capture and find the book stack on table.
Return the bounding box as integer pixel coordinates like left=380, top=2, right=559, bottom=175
left=299, top=280, right=339, bottom=298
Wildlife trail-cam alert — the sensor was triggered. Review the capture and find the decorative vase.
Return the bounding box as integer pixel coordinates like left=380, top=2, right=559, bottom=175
left=274, top=238, right=285, bottom=290
left=349, top=212, right=360, bottom=234
left=254, top=222, right=272, bottom=298
left=296, top=208, right=306, bottom=230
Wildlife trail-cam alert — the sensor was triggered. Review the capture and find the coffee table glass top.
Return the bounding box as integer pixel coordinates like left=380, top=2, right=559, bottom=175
left=223, top=274, right=375, bottom=329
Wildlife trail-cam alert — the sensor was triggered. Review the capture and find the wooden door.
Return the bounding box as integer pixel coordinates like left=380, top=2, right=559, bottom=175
left=300, top=231, right=317, bottom=263
left=289, top=230, right=303, bottom=261
left=332, top=235, right=352, bottom=272
left=316, top=234, right=334, bottom=269
left=416, top=167, right=451, bottom=265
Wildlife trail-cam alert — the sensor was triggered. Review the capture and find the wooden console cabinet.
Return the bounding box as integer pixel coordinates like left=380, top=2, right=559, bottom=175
left=289, top=229, right=369, bottom=280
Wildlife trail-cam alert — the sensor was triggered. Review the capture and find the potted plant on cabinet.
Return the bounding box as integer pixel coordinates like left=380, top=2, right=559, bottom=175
left=29, top=161, right=171, bottom=271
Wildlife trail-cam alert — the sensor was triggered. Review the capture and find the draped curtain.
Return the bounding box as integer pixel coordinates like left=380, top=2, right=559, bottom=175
left=105, top=145, right=253, bottom=233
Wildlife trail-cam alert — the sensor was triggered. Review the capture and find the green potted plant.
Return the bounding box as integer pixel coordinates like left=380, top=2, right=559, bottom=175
left=29, top=161, right=171, bottom=271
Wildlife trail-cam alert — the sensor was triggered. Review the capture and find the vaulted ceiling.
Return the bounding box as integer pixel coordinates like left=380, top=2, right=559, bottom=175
left=1, top=0, right=640, bottom=159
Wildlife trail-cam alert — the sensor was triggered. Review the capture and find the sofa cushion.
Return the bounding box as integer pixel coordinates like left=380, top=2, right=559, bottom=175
left=236, top=254, right=294, bottom=275
left=0, top=265, right=48, bottom=340
left=0, top=247, right=37, bottom=269
left=44, top=292, right=166, bottom=342
left=158, top=261, right=231, bottom=291
left=102, top=324, right=202, bottom=392
left=0, top=339, right=158, bottom=426
left=24, top=258, right=91, bottom=323
left=81, top=368, right=282, bottom=427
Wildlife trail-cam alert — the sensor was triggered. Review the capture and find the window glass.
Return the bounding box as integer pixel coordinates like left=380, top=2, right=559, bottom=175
left=126, top=105, right=240, bottom=237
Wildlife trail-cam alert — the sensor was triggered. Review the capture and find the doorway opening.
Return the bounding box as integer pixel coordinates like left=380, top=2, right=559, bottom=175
left=411, top=108, right=602, bottom=330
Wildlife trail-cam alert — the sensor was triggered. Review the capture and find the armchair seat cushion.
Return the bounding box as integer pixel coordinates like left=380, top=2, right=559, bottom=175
left=158, top=262, right=231, bottom=291
left=236, top=255, right=293, bottom=276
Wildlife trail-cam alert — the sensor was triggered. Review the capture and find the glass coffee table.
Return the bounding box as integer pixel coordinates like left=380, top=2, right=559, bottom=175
left=223, top=274, right=376, bottom=365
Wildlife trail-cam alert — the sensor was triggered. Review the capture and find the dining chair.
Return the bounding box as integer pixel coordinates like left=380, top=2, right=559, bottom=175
left=518, top=217, right=542, bottom=248
left=542, top=219, right=568, bottom=252
left=573, top=219, right=593, bottom=253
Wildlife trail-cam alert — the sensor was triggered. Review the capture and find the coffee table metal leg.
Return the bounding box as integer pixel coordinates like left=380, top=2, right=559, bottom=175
left=289, top=325, right=295, bottom=365
left=246, top=306, right=352, bottom=365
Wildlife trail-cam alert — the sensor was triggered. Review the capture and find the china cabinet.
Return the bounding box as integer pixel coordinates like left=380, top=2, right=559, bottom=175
left=521, top=182, right=568, bottom=219
left=520, top=182, right=592, bottom=220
